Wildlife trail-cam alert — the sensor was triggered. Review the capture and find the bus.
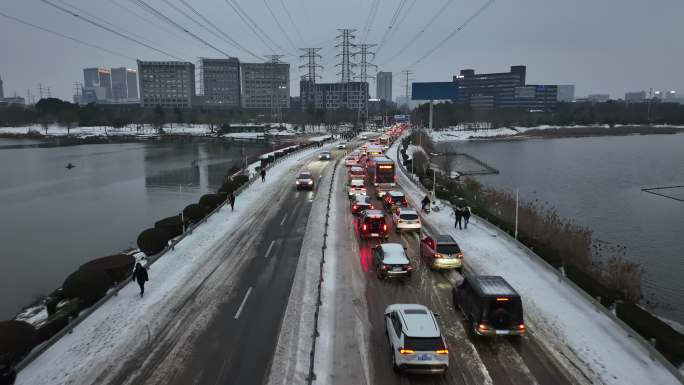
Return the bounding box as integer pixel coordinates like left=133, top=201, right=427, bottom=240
left=367, top=156, right=396, bottom=196
left=366, top=144, right=384, bottom=158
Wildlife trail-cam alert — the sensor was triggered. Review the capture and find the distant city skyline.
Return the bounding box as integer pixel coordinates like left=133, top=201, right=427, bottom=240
left=1, top=0, right=683, bottom=101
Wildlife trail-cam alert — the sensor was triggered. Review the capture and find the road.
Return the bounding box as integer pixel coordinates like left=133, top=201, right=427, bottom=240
left=320, top=155, right=578, bottom=385
left=102, top=148, right=344, bottom=385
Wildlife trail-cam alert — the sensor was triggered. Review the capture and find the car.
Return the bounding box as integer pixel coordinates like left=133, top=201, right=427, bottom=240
left=357, top=209, right=389, bottom=240
left=319, top=151, right=332, bottom=160
left=345, top=155, right=358, bottom=167
left=393, top=208, right=421, bottom=232
left=351, top=194, right=374, bottom=215
left=295, top=171, right=314, bottom=190
left=383, top=190, right=408, bottom=211
left=348, top=166, right=365, bottom=181
left=359, top=134, right=367, bottom=140
left=384, top=304, right=449, bottom=373
left=452, top=275, right=525, bottom=337
left=420, top=235, right=463, bottom=271
left=337, top=142, right=347, bottom=149
left=373, top=243, right=412, bottom=279
left=347, top=178, right=367, bottom=198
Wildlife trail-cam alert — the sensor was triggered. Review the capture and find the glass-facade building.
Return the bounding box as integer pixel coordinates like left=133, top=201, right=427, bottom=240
left=137, top=61, right=195, bottom=108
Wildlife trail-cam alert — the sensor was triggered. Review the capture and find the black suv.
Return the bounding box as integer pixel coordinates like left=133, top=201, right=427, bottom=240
left=452, top=275, right=525, bottom=337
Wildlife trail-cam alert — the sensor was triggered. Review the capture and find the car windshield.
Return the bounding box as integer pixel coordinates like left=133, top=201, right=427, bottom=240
left=486, top=298, right=522, bottom=318
left=299, top=173, right=311, bottom=179
left=404, top=337, right=444, bottom=351
left=436, top=244, right=461, bottom=254
left=400, top=213, right=418, bottom=220
left=356, top=196, right=371, bottom=204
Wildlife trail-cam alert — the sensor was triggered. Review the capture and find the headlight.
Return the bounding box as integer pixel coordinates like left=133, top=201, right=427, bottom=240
left=308, top=180, right=313, bottom=185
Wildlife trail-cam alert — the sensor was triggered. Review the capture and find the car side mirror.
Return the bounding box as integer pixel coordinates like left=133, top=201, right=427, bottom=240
left=433, top=312, right=441, bottom=318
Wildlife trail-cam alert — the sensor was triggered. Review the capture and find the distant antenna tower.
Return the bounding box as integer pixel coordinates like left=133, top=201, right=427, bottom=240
left=299, top=48, right=323, bottom=108
left=335, top=29, right=356, bottom=83
left=401, top=69, right=414, bottom=110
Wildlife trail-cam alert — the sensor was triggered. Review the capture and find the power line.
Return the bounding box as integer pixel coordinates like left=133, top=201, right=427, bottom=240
left=278, top=0, right=304, bottom=45
left=110, top=0, right=191, bottom=42
left=177, top=0, right=263, bottom=61
left=131, top=0, right=233, bottom=57
left=409, top=0, right=496, bottom=67
left=378, top=0, right=455, bottom=66
left=223, top=0, right=293, bottom=55
left=263, top=0, right=298, bottom=52
left=359, top=0, right=380, bottom=43
left=39, top=0, right=187, bottom=60
left=0, top=11, right=136, bottom=60
left=383, top=0, right=417, bottom=45
left=375, top=0, right=409, bottom=55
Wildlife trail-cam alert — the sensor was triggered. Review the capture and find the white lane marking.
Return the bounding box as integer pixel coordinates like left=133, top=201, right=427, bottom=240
left=233, top=287, right=253, bottom=320
left=295, top=192, right=300, bottom=198
left=280, top=213, right=289, bottom=226
left=264, top=240, right=275, bottom=259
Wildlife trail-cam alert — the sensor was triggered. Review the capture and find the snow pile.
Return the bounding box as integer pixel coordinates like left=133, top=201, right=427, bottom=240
left=222, top=132, right=264, bottom=139
left=308, top=135, right=332, bottom=142
left=429, top=127, right=521, bottom=142
left=405, top=144, right=426, bottom=159
left=388, top=145, right=682, bottom=385
left=15, top=144, right=330, bottom=385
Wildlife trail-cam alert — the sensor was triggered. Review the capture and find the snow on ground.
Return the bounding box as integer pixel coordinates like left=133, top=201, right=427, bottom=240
left=16, top=144, right=331, bottom=385
left=406, top=144, right=426, bottom=159
left=308, top=134, right=333, bottom=142
left=388, top=143, right=682, bottom=385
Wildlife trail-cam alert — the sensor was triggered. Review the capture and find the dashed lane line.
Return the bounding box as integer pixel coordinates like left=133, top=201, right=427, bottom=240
left=233, top=287, right=253, bottom=320
left=264, top=240, right=276, bottom=259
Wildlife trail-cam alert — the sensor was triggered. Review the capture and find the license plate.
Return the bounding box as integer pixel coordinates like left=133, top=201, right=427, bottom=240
left=417, top=353, right=432, bottom=361
left=371, top=233, right=379, bottom=237
left=392, top=266, right=402, bottom=272
left=495, top=330, right=509, bottom=335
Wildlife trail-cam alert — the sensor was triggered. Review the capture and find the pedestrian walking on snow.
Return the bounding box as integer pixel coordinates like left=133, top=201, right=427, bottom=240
left=453, top=206, right=464, bottom=230
left=229, top=192, right=236, bottom=211
left=463, top=205, right=472, bottom=229
left=132, top=263, right=149, bottom=298
left=260, top=168, right=266, bottom=182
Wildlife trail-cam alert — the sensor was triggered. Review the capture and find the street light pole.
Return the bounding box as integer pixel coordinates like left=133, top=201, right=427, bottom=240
left=515, top=188, right=519, bottom=240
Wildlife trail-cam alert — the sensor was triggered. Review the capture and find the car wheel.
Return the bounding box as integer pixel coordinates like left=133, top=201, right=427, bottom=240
left=391, top=347, right=400, bottom=373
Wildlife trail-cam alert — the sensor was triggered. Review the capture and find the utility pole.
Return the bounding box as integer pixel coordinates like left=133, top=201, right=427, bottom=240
left=299, top=48, right=323, bottom=110
left=265, top=55, right=284, bottom=124
left=38, top=83, right=44, bottom=100
left=46, top=87, right=52, bottom=98
left=335, top=29, right=356, bottom=83
left=400, top=70, right=413, bottom=113
left=73, top=82, right=82, bottom=104
left=353, top=43, right=377, bottom=132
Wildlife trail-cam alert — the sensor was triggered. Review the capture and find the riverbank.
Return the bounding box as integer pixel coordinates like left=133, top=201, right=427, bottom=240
left=428, top=124, right=684, bottom=142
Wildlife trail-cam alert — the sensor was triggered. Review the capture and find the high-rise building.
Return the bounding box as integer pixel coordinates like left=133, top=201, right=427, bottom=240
left=300, top=81, right=368, bottom=110
left=557, top=85, right=575, bottom=102
left=376, top=71, right=392, bottom=101
left=452, top=65, right=557, bottom=110
left=240, top=62, right=290, bottom=109
left=137, top=61, right=195, bottom=108
left=199, top=58, right=241, bottom=108
left=110, top=67, right=138, bottom=101
left=0, top=74, right=4, bottom=99
left=83, top=67, right=112, bottom=100
left=625, top=91, right=646, bottom=103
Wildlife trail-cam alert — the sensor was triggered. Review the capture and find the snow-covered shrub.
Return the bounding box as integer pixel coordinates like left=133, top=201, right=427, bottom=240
left=154, top=215, right=184, bottom=238
left=183, top=204, right=207, bottom=224
left=79, top=254, right=136, bottom=284
left=136, top=228, right=170, bottom=256
left=62, top=268, right=111, bottom=306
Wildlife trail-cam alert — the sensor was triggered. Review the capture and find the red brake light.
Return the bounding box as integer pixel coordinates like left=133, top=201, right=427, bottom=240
left=362, top=223, right=368, bottom=231
left=352, top=205, right=357, bottom=210
left=517, top=323, right=525, bottom=330
left=404, top=264, right=413, bottom=271
left=382, top=223, right=387, bottom=232
left=456, top=252, right=464, bottom=259
left=381, top=264, right=389, bottom=270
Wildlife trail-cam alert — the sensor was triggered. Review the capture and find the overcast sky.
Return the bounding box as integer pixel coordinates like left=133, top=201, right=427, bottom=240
left=1, top=0, right=683, bottom=102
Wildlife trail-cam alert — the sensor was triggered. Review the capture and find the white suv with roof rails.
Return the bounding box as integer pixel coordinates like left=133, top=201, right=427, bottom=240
left=392, top=208, right=421, bottom=232
left=384, top=304, right=449, bottom=374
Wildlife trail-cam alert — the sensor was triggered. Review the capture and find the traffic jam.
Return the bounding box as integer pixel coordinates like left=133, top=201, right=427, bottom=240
left=343, top=124, right=527, bottom=377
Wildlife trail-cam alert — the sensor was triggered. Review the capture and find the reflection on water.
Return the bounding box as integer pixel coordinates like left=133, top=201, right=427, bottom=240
left=0, top=139, right=267, bottom=319
left=438, top=133, right=684, bottom=323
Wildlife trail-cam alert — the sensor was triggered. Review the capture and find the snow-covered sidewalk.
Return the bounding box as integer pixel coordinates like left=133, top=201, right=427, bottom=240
left=388, top=143, right=682, bottom=385
left=16, top=144, right=330, bottom=385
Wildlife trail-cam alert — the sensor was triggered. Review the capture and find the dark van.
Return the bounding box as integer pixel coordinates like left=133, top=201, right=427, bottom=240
left=452, top=275, right=525, bottom=337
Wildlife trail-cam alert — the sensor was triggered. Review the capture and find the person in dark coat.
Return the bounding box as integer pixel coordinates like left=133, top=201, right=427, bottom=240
left=463, top=204, right=472, bottom=229
left=228, top=192, right=236, bottom=211
left=421, top=194, right=431, bottom=212
left=132, top=263, right=149, bottom=298
left=453, top=205, right=464, bottom=230
left=260, top=168, right=266, bottom=182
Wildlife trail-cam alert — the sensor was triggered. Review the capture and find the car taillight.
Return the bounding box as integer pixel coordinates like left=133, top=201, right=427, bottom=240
left=404, top=264, right=413, bottom=271
left=517, top=323, right=525, bottom=331
left=369, top=204, right=374, bottom=209
left=434, top=253, right=443, bottom=259
left=457, top=253, right=464, bottom=259
left=362, top=223, right=368, bottom=231
left=478, top=322, right=490, bottom=331
left=382, top=224, right=387, bottom=232
left=352, top=204, right=357, bottom=210
left=381, top=264, right=389, bottom=270
left=435, top=349, right=449, bottom=355
left=399, top=348, right=414, bottom=355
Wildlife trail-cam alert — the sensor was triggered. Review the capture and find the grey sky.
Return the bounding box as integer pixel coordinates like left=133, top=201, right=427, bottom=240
left=1, top=0, right=683, bottom=102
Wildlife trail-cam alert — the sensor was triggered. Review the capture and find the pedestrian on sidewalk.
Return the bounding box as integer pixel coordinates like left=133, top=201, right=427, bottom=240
left=229, top=192, right=235, bottom=211
left=132, top=262, right=149, bottom=298
left=453, top=205, right=464, bottom=230
left=463, top=204, right=472, bottom=229
left=260, top=168, right=266, bottom=182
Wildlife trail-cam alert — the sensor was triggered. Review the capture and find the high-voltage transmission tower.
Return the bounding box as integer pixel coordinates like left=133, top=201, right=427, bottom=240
left=353, top=43, right=377, bottom=128
left=335, top=29, right=356, bottom=83
left=266, top=54, right=285, bottom=123
left=299, top=48, right=323, bottom=109
left=400, top=69, right=414, bottom=112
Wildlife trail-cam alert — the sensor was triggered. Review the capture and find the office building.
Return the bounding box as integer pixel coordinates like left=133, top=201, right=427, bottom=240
left=111, top=67, right=138, bottom=101
left=625, top=91, right=646, bottom=103
left=240, top=62, right=290, bottom=109
left=557, top=85, right=575, bottom=102
left=137, top=61, right=195, bottom=108
left=0, top=74, right=4, bottom=99
left=376, top=71, right=392, bottom=101
left=587, top=94, right=610, bottom=102
left=299, top=81, right=368, bottom=110
left=452, top=65, right=557, bottom=110
left=0, top=96, right=26, bottom=106
left=199, top=58, right=241, bottom=108
left=83, top=67, right=112, bottom=100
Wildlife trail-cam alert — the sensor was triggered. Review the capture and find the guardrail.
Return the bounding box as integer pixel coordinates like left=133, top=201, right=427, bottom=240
left=14, top=139, right=332, bottom=373
left=394, top=137, right=684, bottom=383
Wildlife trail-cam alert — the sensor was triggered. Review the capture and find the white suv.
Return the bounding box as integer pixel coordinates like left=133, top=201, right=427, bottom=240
left=384, top=304, right=449, bottom=374
left=392, top=208, right=421, bottom=232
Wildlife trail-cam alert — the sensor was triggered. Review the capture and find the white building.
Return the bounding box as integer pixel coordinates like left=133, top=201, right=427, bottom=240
left=137, top=61, right=195, bottom=108
left=557, top=84, right=575, bottom=102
